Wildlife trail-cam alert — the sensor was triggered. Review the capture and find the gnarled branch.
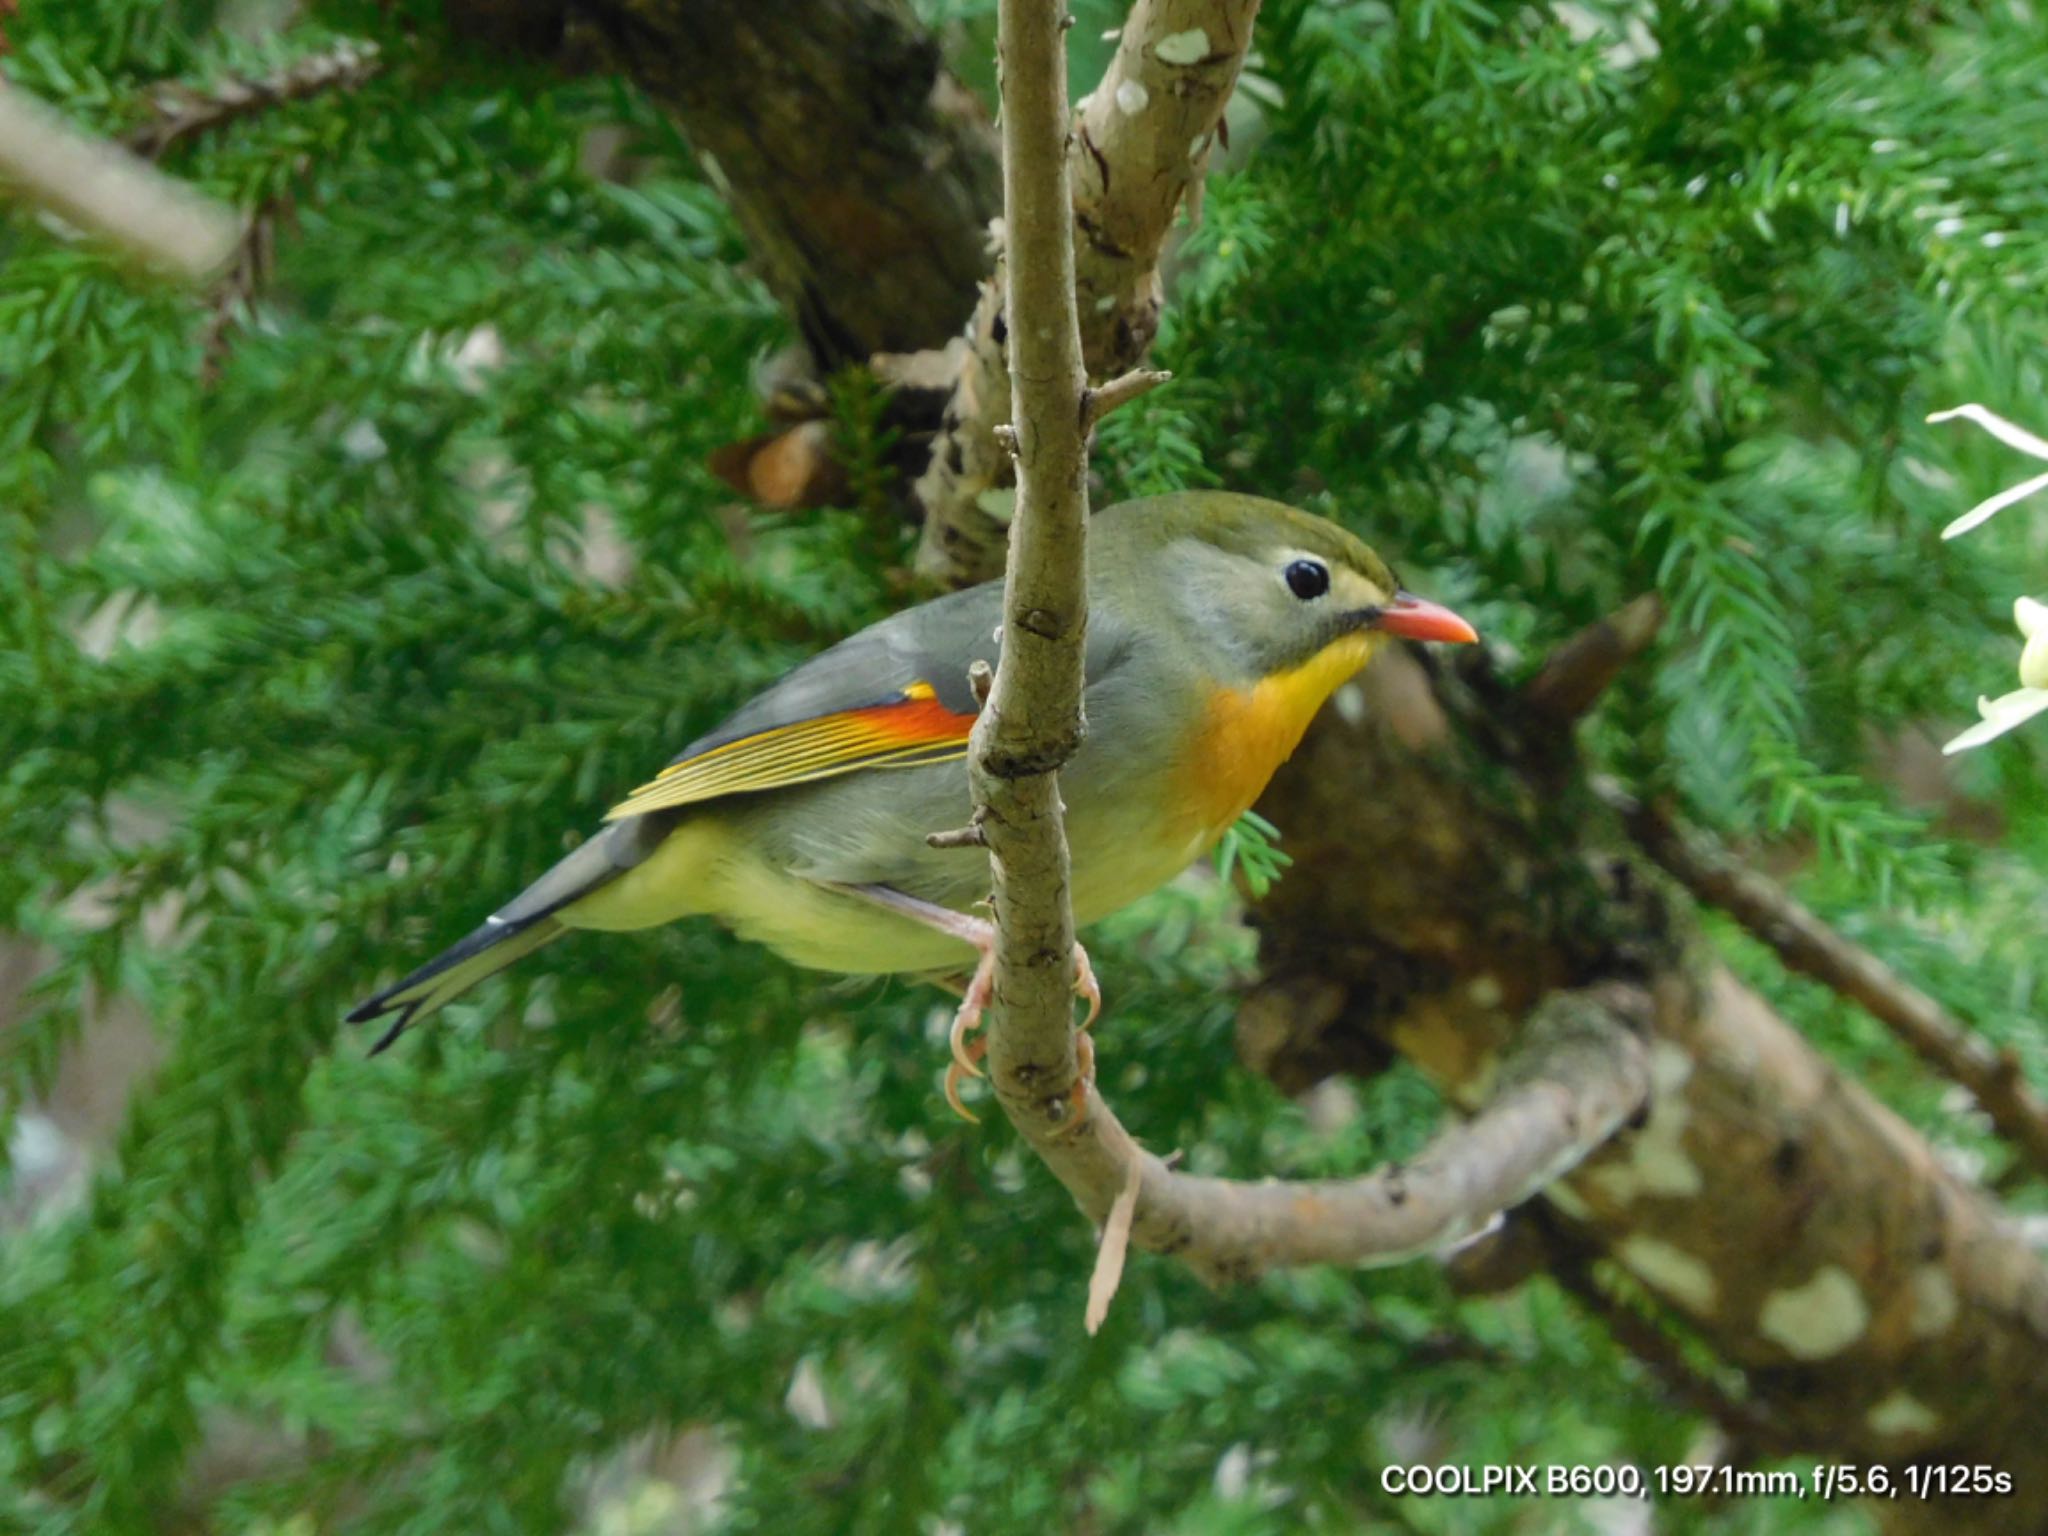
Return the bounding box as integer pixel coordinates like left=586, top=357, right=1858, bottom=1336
left=1616, top=790, right=2048, bottom=1181
left=915, top=0, right=1262, bottom=585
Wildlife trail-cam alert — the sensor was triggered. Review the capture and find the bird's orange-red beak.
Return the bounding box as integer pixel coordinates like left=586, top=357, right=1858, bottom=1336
left=1374, top=591, right=1479, bottom=645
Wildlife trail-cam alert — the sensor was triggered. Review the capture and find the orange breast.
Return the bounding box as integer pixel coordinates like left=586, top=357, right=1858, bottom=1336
left=1175, top=634, right=1376, bottom=838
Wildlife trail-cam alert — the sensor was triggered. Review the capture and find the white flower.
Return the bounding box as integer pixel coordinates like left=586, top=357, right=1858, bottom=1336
left=2020, top=595, right=2048, bottom=689
left=1943, top=688, right=2048, bottom=754
left=1942, top=597, right=2048, bottom=754
left=1927, top=404, right=2048, bottom=537
left=1928, top=405, right=2048, bottom=751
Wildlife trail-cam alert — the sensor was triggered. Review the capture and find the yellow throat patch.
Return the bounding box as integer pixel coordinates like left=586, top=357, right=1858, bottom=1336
left=1178, top=631, right=1379, bottom=836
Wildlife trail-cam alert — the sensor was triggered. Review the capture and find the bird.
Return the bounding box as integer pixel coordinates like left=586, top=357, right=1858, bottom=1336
left=347, top=491, right=1477, bottom=1115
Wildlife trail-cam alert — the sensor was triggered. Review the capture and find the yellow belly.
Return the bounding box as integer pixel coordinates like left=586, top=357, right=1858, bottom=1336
left=560, top=817, right=730, bottom=932
left=561, top=815, right=978, bottom=974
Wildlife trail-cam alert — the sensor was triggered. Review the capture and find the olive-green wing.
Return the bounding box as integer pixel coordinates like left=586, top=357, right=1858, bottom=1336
left=602, top=679, right=977, bottom=820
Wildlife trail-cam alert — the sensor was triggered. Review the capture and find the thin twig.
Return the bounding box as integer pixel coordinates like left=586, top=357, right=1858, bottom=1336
left=1615, top=790, right=2048, bottom=1180
left=1083, top=368, right=1172, bottom=428
left=125, top=40, right=383, bottom=161
left=196, top=170, right=292, bottom=386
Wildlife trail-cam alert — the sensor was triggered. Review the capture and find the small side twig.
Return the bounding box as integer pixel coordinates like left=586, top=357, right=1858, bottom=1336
left=1085, top=1154, right=1144, bottom=1335
left=1614, top=790, right=2048, bottom=1181
left=1082, top=367, right=1172, bottom=429
left=926, top=823, right=988, bottom=852
left=124, top=40, right=383, bottom=161
left=196, top=170, right=295, bottom=386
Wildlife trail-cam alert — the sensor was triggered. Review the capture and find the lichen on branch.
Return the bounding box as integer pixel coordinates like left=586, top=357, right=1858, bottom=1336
left=915, top=0, right=1263, bottom=586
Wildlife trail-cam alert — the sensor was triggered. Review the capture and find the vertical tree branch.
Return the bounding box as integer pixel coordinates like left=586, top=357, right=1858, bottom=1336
left=972, top=0, right=1093, bottom=1130
left=963, top=6, right=1651, bottom=1305
left=915, top=0, right=1262, bottom=585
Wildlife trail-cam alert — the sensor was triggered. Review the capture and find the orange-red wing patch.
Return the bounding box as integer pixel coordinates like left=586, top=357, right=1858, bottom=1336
left=603, top=682, right=976, bottom=821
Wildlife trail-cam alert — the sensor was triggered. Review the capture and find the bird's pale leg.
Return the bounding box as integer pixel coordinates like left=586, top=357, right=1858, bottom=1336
left=821, top=882, right=1100, bottom=1123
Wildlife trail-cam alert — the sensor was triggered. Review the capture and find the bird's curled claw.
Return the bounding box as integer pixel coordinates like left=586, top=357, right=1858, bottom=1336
left=941, top=937, right=1100, bottom=1124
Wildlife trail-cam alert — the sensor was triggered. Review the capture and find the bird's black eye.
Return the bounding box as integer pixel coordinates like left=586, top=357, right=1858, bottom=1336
left=1284, top=559, right=1330, bottom=600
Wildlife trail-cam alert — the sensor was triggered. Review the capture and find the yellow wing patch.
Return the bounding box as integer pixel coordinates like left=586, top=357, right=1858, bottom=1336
left=604, top=682, right=976, bottom=821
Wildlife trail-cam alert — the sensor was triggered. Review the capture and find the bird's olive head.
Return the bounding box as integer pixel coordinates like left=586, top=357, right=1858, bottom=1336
left=1129, top=492, right=1476, bottom=683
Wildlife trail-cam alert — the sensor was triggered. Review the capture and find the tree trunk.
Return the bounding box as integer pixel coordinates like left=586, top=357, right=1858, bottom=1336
left=568, top=0, right=1002, bottom=367
left=1245, top=649, right=2048, bottom=1532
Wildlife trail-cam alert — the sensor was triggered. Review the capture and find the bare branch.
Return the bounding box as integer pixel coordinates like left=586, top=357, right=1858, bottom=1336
left=970, top=0, right=1093, bottom=1135
left=1615, top=790, right=2048, bottom=1180
left=124, top=40, right=383, bottom=161
left=1523, top=593, right=1665, bottom=725
left=0, top=81, right=238, bottom=282
left=915, top=0, right=1262, bottom=585
left=1083, top=367, right=1173, bottom=428
left=1046, top=985, right=1652, bottom=1289
left=975, top=0, right=1649, bottom=1310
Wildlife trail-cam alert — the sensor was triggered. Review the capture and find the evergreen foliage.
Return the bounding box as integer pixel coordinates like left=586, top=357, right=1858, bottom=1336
left=1, top=1, right=2042, bottom=1531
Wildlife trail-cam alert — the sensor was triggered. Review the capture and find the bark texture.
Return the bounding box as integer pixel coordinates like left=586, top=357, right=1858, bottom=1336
left=1247, top=649, right=2048, bottom=1532
left=913, top=0, right=1264, bottom=583
left=568, top=0, right=1002, bottom=367
left=969, top=0, right=1094, bottom=1136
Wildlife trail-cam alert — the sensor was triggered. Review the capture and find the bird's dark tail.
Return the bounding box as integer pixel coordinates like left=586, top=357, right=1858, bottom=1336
left=345, top=914, right=569, bottom=1054
left=347, top=811, right=681, bottom=1052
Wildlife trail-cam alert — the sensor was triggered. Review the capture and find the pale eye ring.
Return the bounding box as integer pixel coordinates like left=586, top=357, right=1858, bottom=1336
left=1284, top=559, right=1330, bottom=600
